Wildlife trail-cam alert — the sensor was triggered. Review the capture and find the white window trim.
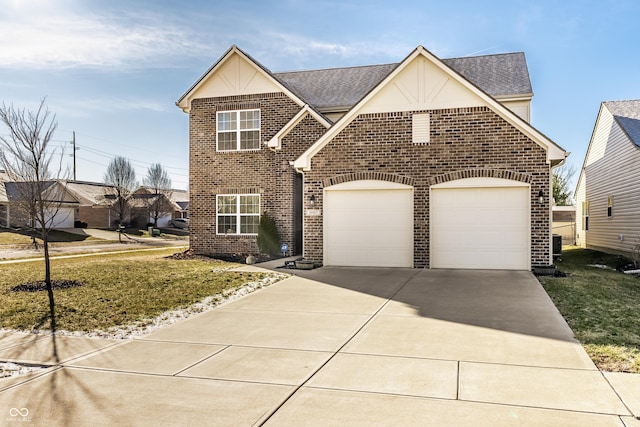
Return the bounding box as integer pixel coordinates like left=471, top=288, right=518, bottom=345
left=216, top=109, right=261, bottom=152
left=216, top=194, right=260, bottom=235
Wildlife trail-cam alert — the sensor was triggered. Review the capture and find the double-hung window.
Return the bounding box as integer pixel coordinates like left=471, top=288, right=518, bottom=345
left=217, top=194, right=260, bottom=235
left=582, top=201, right=589, bottom=231
left=217, top=109, right=260, bottom=151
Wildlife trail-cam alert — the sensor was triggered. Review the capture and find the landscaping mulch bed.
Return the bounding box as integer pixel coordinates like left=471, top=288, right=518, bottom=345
left=168, top=249, right=279, bottom=264
left=10, top=280, right=84, bottom=293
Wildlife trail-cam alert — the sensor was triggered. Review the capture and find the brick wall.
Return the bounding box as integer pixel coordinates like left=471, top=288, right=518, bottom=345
left=77, top=206, right=112, bottom=228
left=303, top=107, right=550, bottom=268
left=189, top=92, right=326, bottom=257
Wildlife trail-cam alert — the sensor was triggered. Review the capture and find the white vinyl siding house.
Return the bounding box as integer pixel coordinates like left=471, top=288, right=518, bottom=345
left=575, top=100, right=640, bottom=254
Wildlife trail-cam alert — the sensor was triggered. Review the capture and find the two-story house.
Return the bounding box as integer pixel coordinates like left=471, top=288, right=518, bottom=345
left=177, top=45, right=567, bottom=269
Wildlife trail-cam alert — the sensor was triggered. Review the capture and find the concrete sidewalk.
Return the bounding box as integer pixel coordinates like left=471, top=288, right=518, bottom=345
left=1, top=268, right=639, bottom=426
left=0, top=228, right=188, bottom=262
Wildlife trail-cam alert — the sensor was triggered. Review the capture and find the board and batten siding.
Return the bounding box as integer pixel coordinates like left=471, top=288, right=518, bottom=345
left=576, top=105, right=640, bottom=254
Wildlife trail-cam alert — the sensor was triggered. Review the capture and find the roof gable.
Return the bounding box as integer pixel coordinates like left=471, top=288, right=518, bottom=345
left=604, top=100, right=640, bottom=147
left=576, top=100, right=640, bottom=193
left=177, top=46, right=305, bottom=113
left=294, top=46, right=566, bottom=171
left=359, top=54, right=485, bottom=114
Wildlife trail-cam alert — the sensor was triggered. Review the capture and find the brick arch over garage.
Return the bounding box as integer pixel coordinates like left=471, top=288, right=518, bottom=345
left=322, top=172, right=415, bottom=188
left=428, top=169, right=532, bottom=186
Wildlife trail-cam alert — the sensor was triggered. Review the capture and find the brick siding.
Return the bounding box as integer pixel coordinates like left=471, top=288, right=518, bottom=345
left=189, top=92, right=326, bottom=257
left=303, top=107, right=550, bottom=268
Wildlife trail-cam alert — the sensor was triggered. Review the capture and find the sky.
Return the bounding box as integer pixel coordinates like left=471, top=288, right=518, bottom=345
left=1, top=0, right=639, bottom=191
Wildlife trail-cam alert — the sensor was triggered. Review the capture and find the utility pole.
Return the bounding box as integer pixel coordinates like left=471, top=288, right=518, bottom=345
left=72, top=131, right=76, bottom=180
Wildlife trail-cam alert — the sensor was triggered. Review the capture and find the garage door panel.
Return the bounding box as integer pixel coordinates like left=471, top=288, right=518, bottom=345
left=431, top=185, right=530, bottom=270
left=324, top=184, right=413, bottom=268
left=45, top=207, right=74, bottom=229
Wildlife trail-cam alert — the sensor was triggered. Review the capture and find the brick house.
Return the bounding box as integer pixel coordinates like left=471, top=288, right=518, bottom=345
left=178, top=45, right=567, bottom=269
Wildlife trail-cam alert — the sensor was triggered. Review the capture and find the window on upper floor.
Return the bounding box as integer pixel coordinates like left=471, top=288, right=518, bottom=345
left=582, top=201, right=589, bottom=230
left=216, top=194, right=260, bottom=235
left=607, top=196, right=613, bottom=218
left=217, top=109, right=260, bottom=151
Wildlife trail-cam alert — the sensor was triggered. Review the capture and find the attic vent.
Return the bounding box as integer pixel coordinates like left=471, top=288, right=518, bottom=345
left=412, top=113, right=430, bottom=144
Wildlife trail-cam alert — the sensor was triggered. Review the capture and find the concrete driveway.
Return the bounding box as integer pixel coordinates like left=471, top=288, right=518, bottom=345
left=1, top=268, right=638, bottom=426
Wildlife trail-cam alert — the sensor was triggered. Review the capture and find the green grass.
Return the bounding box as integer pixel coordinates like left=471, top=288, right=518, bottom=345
left=0, top=248, right=272, bottom=333
left=539, top=246, right=640, bottom=372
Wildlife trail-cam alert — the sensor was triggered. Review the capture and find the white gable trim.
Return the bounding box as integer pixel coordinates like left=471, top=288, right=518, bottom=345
left=177, top=46, right=306, bottom=113
left=575, top=103, right=607, bottom=195
left=267, top=105, right=331, bottom=150
left=294, top=46, right=567, bottom=171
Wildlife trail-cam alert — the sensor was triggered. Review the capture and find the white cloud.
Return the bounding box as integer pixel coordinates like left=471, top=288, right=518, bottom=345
left=243, top=32, right=418, bottom=70
left=50, top=97, right=169, bottom=118
left=0, top=8, right=207, bottom=70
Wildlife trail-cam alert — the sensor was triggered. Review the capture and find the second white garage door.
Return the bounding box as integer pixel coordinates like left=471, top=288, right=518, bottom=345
left=324, top=180, right=413, bottom=267
left=430, top=178, right=530, bottom=270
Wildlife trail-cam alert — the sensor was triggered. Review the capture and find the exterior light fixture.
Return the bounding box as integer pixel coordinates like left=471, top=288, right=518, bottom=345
left=310, top=194, right=316, bottom=206
left=538, top=190, right=545, bottom=204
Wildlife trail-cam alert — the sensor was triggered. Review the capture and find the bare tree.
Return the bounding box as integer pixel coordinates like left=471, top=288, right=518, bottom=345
left=142, top=163, right=173, bottom=227
left=552, top=164, right=576, bottom=206
left=103, top=156, right=137, bottom=227
left=0, top=99, right=66, bottom=344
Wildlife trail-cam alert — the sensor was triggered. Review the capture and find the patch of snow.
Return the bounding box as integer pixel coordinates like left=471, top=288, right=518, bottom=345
left=49, top=272, right=289, bottom=340
left=588, top=264, right=614, bottom=270
left=0, top=362, right=46, bottom=379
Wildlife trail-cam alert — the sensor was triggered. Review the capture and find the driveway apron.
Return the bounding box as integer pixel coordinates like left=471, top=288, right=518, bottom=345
left=0, top=268, right=634, bottom=426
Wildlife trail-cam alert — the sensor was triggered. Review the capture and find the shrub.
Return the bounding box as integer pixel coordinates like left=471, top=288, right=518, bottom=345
left=257, top=211, right=280, bottom=256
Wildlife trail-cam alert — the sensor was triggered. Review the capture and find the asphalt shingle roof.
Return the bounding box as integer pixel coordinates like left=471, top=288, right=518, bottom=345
left=443, top=52, right=532, bottom=98
left=604, top=100, right=640, bottom=147
left=274, top=52, right=532, bottom=112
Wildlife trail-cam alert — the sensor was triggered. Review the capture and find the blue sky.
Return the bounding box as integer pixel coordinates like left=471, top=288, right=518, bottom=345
left=1, top=0, right=639, bottom=191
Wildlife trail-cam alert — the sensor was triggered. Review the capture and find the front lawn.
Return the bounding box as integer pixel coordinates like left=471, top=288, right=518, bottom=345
left=539, top=246, right=640, bottom=373
left=0, top=228, right=100, bottom=246
left=0, top=248, right=279, bottom=333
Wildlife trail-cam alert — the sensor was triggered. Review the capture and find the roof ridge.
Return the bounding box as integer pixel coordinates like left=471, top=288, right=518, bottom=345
left=275, top=51, right=525, bottom=75
left=444, top=51, right=525, bottom=61
left=274, top=62, right=398, bottom=75
left=604, top=99, right=640, bottom=104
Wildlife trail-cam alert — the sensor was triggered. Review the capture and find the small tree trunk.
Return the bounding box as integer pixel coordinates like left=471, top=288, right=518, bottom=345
left=42, top=231, right=59, bottom=362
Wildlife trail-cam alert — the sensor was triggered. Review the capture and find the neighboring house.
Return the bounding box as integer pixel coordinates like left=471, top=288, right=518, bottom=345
left=575, top=100, right=640, bottom=255
left=171, top=189, right=189, bottom=220
left=131, top=187, right=189, bottom=227
left=0, top=170, right=9, bottom=227
left=3, top=180, right=78, bottom=229
left=177, top=45, right=567, bottom=269
left=63, top=180, right=118, bottom=228
left=1, top=178, right=191, bottom=230
left=552, top=205, right=576, bottom=245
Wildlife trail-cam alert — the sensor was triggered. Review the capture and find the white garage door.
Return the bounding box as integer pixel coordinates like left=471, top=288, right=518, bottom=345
left=431, top=178, right=530, bottom=270
left=45, top=207, right=75, bottom=229
left=324, top=180, right=413, bottom=267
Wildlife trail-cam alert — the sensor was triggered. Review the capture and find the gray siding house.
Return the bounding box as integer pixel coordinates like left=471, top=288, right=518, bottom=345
left=576, top=100, right=640, bottom=255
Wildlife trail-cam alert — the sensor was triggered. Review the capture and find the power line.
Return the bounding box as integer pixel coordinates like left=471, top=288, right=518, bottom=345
left=79, top=145, right=189, bottom=172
